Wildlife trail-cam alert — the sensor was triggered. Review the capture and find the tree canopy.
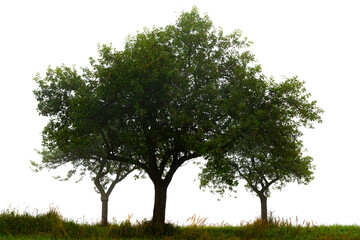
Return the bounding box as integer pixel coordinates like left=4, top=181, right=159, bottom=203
left=199, top=77, right=323, bottom=221
left=33, top=6, right=322, bottom=225
left=82, top=7, right=263, bottom=224
left=32, top=65, right=136, bottom=226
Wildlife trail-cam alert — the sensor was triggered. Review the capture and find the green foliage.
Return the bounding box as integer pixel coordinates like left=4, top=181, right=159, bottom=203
left=33, top=5, right=259, bottom=178
left=199, top=69, right=323, bottom=223
left=32, top=63, right=136, bottom=187
left=32, top=55, right=137, bottom=227
left=33, top=6, right=268, bottom=224
left=200, top=75, right=323, bottom=198
left=33, top=6, right=323, bottom=224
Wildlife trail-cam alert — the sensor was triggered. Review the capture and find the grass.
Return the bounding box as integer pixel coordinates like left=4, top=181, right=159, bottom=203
left=1, top=208, right=360, bottom=240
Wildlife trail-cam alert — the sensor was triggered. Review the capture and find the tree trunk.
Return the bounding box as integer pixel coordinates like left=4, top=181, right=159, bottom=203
left=259, top=194, right=268, bottom=222
left=101, top=195, right=109, bottom=227
left=152, top=181, right=168, bottom=225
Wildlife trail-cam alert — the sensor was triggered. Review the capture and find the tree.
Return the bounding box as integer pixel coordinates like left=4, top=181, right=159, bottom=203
left=199, top=77, right=323, bottom=222
left=31, top=149, right=134, bottom=226
left=33, top=6, right=273, bottom=225
left=32, top=65, right=136, bottom=226
left=91, top=8, right=265, bottom=225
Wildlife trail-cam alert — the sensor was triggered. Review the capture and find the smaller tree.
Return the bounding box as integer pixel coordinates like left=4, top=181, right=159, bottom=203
left=32, top=149, right=134, bottom=226
left=32, top=65, right=136, bottom=226
left=199, top=77, right=323, bottom=222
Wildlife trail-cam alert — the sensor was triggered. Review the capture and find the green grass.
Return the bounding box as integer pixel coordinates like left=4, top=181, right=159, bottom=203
left=1, top=208, right=360, bottom=240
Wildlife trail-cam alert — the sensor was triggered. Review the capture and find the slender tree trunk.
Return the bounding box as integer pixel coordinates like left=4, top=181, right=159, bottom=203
left=101, top=195, right=109, bottom=227
left=152, top=181, right=168, bottom=225
left=259, top=193, right=268, bottom=222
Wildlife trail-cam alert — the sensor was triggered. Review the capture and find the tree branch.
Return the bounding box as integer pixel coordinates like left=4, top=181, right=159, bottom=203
left=159, top=148, right=178, bottom=176
left=109, top=154, right=149, bottom=173
left=266, top=177, right=280, bottom=189
left=106, top=166, right=136, bottom=196
left=94, top=160, right=107, bottom=197
left=164, top=152, right=199, bottom=186
left=100, top=129, right=112, bottom=154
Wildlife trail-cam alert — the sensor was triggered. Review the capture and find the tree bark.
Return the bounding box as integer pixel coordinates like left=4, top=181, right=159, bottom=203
left=101, top=195, right=109, bottom=227
left=152, top=181, right=168, bottom=225
left=147, top=151, right=197, bottom=225
left=259, top=193, right=268, bottom=222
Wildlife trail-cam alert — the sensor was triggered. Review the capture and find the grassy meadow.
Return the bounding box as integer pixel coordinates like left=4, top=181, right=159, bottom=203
left=1, top=208, right=360, bottom=240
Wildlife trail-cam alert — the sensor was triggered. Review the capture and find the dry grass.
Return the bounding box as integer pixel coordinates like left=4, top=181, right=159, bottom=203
left=186, top=214, right=208, bottom=227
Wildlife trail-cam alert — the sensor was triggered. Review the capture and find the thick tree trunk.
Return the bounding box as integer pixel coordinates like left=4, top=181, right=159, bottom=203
left=259, top=194, right=268, bottom=222
left=152, top=182, right=168, bottom=225
left=101, top=195, right=109, bottom=227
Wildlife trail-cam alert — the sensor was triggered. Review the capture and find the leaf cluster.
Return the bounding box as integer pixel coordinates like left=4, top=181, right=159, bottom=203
left=199, top=75, right=323, bottom=198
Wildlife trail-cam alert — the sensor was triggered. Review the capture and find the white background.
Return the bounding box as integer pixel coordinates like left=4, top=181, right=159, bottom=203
left=1, top=0, right=359, bottom=226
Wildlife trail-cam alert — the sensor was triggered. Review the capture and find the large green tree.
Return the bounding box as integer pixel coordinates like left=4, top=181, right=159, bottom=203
left=199, top=77, right=323, bottom=222
left=32, top=65, right=136, bottom=226
left=33, top=7, right=280, bottom=225
left=92, top=8, right=264, bottom=224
